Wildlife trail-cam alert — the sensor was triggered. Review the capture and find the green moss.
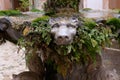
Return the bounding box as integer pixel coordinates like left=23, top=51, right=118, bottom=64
left=32, top=16, right=50, bottom=22
left=30, top=8, right=44, bottom=13
left=0, top=10, right=22, bottom=16
left=82, top=8, right=92, bottom=11
left=0, top=12, right=5, bottom=16
left=31, top=8, right=40, bottom=12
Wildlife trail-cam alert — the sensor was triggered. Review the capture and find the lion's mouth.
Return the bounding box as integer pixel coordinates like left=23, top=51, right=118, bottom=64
left=54, top=39, right=72, bottom=45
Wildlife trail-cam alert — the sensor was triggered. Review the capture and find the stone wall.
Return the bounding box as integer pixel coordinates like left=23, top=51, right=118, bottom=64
left=0, top=0, right=13, bottom=10
left=109, top=0, right=120, bottom=9
left=32, top=0, right=46, bottom=11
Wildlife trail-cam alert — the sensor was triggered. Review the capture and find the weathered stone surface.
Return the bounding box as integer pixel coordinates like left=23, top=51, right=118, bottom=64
left=0, top=41, right=28, bottom=80
left=102, top=48, right=120, bottom=79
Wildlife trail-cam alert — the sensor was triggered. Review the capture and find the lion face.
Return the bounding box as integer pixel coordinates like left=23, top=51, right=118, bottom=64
left=49, top=17, right=79, bottom=45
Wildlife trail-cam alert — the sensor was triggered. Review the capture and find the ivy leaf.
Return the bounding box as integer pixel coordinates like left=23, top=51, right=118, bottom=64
left=91, top=39, right=97, bottom=47
left=42, top=31, right=47, bottom=38
left=45, top=35, right=52, bottom=45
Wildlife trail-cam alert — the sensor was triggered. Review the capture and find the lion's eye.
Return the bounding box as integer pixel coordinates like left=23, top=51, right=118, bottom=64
left=52, top=23, right=59, bottom=28
left=67, top=24, right=76, bottom=28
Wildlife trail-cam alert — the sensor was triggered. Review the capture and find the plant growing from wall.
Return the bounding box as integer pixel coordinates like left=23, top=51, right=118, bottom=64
left=19, top=0, right=30, bottom=11
left=44, top=0, right=80, bottom=16
left=107, top=18, right=120, bottom=43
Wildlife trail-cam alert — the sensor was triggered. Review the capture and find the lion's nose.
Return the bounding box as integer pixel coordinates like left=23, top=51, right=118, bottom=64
left=57, top=35, right=69, bottom=40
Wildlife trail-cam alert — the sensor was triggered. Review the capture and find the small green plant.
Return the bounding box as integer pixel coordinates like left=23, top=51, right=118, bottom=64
left=44, top=0, right=80, bottom=16
left=82, top=8, right=92, bottom=11
left=107, top=18, right=120, bottom=33
left=0, top=10, right=22, bottom=16
left=19, top=0, right=30, bottom=11
left=107, top=18, right=120, bottom=43
left=83, top=18, right=96, bottom=29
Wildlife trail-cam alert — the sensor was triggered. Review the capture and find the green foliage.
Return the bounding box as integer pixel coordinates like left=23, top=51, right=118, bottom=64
left=83, top=18, right=96, bottom=29
left=44, top=0, right=80, bottom=16
left=107, top=18, right=120, bottom=43
left=32, top=16, right=51, bottom=45
left=107, top=18, right=120, bottom=32
left=30, top=16, right=51, bottom=45
left=0, top=10, right=22, bottom=16
left=18, top=16, right=50, bottom=49
left=19, top=0, right=30, bottom=11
